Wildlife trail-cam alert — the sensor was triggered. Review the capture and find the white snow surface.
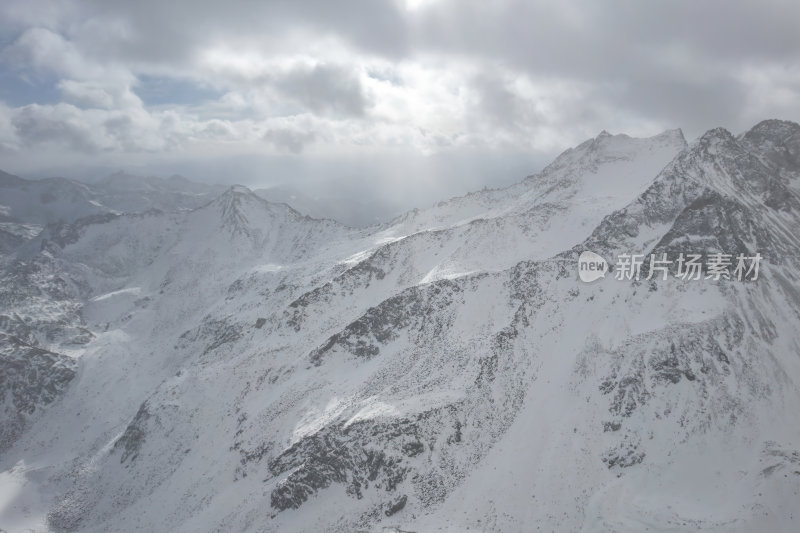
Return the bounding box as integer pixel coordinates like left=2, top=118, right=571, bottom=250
left=2, top=123, right=800, bottom=533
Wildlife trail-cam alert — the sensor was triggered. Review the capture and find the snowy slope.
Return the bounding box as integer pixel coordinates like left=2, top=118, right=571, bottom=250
left=283, top=129, right=688, bottom=337
left=1, top=121, right=800, bottom=533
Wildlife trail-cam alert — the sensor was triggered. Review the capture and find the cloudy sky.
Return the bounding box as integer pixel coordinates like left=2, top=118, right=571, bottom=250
left=1, top=0, right=799, bottom=213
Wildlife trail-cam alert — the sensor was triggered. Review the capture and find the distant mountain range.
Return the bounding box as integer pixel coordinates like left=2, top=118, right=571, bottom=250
left=0, top=169, right=226, bottom=225
left=0, top=169, right=407, bottom=239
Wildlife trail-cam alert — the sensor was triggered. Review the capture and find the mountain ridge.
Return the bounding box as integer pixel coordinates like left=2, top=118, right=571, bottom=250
left=1, top=120, right=799, bottom=533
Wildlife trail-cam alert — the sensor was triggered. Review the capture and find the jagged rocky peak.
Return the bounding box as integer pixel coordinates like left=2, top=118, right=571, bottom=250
left=205, top=184, right=326, bottom=241
left=693, top=126, right=738, bottom=153
left=690, top=124, right=800, bottom=211
left=541, top=127, right=687, bottom=178
left=694, top=124, right=773, bottom=179
left=687, top=123, right=796, bottom=182
left=579, top=122, right=794, bottom=258
left=677, top=125, right=781, bottom=196
left=740, top=119, right=800, bottom=171
left=653, top=127, right=687, bottom=146
left=211, top=185, right=265, bottom=233
left=213, top=184, right=258, bottom=207
left=223, top=184, right=254, bottom=196
left=590, top=126, right=686, bottom=149
left=744, top=118, right=800, bottom=140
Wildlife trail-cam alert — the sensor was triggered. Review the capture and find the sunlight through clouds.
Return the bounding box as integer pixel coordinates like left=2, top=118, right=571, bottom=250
left=0, top=0, right=798, bottom=207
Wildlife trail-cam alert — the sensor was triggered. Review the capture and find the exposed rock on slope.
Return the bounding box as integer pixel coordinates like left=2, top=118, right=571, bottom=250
left=2, top=122, right=800, bottom=533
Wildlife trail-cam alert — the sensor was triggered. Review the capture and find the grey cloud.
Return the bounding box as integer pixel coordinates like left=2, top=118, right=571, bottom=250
left=5, top=0, right=799, bottom=138
left=412, top=1, right=800, bottom=75
left=103, top=113, right=142, bottom=151
left=471, top=73, right=543, bottom=132
left=606, top=74, right=751, bottom=134
left=263, top=127, right=317, bottom=154
left=411, top=0, right=800, bottom=135
left=55, top=0, right=410, bottom=67
left=199, top=119, right=235, bottom=140
left=272, top=64, right=371, bottom=118
left=1, top=0, right=800, bottom=209
left=11, top=103, right=166, bottom=154
left=3, top=27, right=106, bottom=81
left=12, top=103, right=105, bottom=153
left=57, top=80, right=116, bottom=109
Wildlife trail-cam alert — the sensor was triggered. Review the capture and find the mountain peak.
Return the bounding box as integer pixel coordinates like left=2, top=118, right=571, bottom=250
left=740, top=119, right=800, bottom=175
left=205, top=184, right=303, bottom=238
left=545, top=128, right=686, bottom=177
left=694, top=127, right=738, bottom=154
left=209, top=185, right=258, bottom=208
left=741, top=119, right=800, bottom=150
left=654, top=128, right=687, bottom=146
left=699, top=126, right=735, bottom=142
left=224, top=184, right=253, bottom=196
left=746, top=118, right=800, bottom=137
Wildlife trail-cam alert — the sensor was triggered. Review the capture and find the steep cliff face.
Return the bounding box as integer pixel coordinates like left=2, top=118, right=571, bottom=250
left=2, top=122, right=800, bottom=533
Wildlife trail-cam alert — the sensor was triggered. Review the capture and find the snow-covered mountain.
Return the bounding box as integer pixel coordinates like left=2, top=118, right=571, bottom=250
left=0, top=170, right=229, bottom=277
left=1, top=120, right=800, bottom=533
left=0, top=170, right=226, bottom=237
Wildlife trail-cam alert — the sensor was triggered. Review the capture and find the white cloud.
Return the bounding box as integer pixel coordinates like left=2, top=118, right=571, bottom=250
left=3, top=27, right=115, bottom=82
left=57, top=80, right=118, bottom=109
left=0, top=102, right=20, bottom=152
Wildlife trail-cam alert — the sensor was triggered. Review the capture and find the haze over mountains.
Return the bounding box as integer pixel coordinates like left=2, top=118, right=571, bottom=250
left=1, top=119, right=800, bottom=532
left=0, top=167, right=430, bottom=230
left=0, top=169, right=225, bottom=234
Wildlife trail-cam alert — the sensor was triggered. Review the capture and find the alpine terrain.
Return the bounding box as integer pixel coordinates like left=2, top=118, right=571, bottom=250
left=1, top=119, right=800, bottom=533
